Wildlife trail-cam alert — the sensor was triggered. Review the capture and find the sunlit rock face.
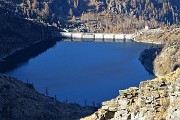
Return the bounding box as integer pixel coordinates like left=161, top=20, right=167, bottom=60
left=137, top=28, right=180, bottom=77
left=82, top=68, right=180, bottom=120
left=154, top=40, right=180, bottom=77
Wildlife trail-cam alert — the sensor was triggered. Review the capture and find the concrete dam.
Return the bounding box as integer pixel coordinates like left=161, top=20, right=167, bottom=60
left=60, top=32, right=134, bottom=42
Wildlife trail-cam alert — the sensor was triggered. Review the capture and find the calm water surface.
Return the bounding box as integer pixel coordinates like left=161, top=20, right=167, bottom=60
left=5, top=40, right=153, bottom=106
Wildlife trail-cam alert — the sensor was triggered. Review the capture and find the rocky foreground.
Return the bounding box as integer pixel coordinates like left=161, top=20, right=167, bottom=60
left=82, top=68, right=180, bottom=120
left=0, top=74, right=96, bottom=120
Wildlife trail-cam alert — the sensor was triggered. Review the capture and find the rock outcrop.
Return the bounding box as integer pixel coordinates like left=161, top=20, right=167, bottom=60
left=82, top=69, right=180, bottom=120
left=136, top=27, right=180, bottom=77
left=138, top=40, right=180, bottom=77
left=154, top=41, right=180, bottom=76
left=0, top=74, right=96, bottom=120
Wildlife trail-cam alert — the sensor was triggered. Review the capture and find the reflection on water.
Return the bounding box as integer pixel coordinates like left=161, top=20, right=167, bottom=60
left=4, top=39, right=154, bottom=106
left=0, top=39, right=57, bottom=73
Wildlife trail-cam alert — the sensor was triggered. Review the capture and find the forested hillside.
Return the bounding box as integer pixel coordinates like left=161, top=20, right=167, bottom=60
left=79, top=0, right=180, bottom=33
left=2, top=0, right=179, bottom=33
left=0, top=0, right=57, bottom=59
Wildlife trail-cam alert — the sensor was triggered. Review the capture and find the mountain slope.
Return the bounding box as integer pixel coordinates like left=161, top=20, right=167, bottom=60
left=79, top=0, right=180, bottom=33
left=3, top=0, right=180, bottom=33
left=0, top=0, right=58, bottom=59
left=0, top=73, right=96, bottom=120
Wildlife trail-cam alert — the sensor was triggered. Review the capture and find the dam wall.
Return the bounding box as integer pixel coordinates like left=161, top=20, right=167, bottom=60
left=60, top=32, right=134, bottom=42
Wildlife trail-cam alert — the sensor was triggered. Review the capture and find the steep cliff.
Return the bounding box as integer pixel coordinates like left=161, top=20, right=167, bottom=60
left=82, top=68, right=180, bottom=120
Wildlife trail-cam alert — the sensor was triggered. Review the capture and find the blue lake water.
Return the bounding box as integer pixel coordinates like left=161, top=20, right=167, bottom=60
left=5, top=39, right=154, bottom=106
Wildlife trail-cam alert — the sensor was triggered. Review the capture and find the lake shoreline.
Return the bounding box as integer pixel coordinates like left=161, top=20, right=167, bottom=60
left=2, top=39, right=154, bottom=106
left=1, top=28, right=165, bottom=65
left=0, top=38, right=59, bottom=73
left=0, top=34, right=159, bottom=73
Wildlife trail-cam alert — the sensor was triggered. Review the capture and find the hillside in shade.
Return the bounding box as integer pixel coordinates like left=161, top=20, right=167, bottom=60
left=0, top=0, right=58, bottom=59
left=0, top=73, right=96, bottom=120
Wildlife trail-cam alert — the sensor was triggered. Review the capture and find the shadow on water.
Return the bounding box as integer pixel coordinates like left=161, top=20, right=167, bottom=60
left=138, top=44, right=163, bottom=76
left=0, top=38, right=60, bottom=73
left=1, top=39, right=156, bottom=108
